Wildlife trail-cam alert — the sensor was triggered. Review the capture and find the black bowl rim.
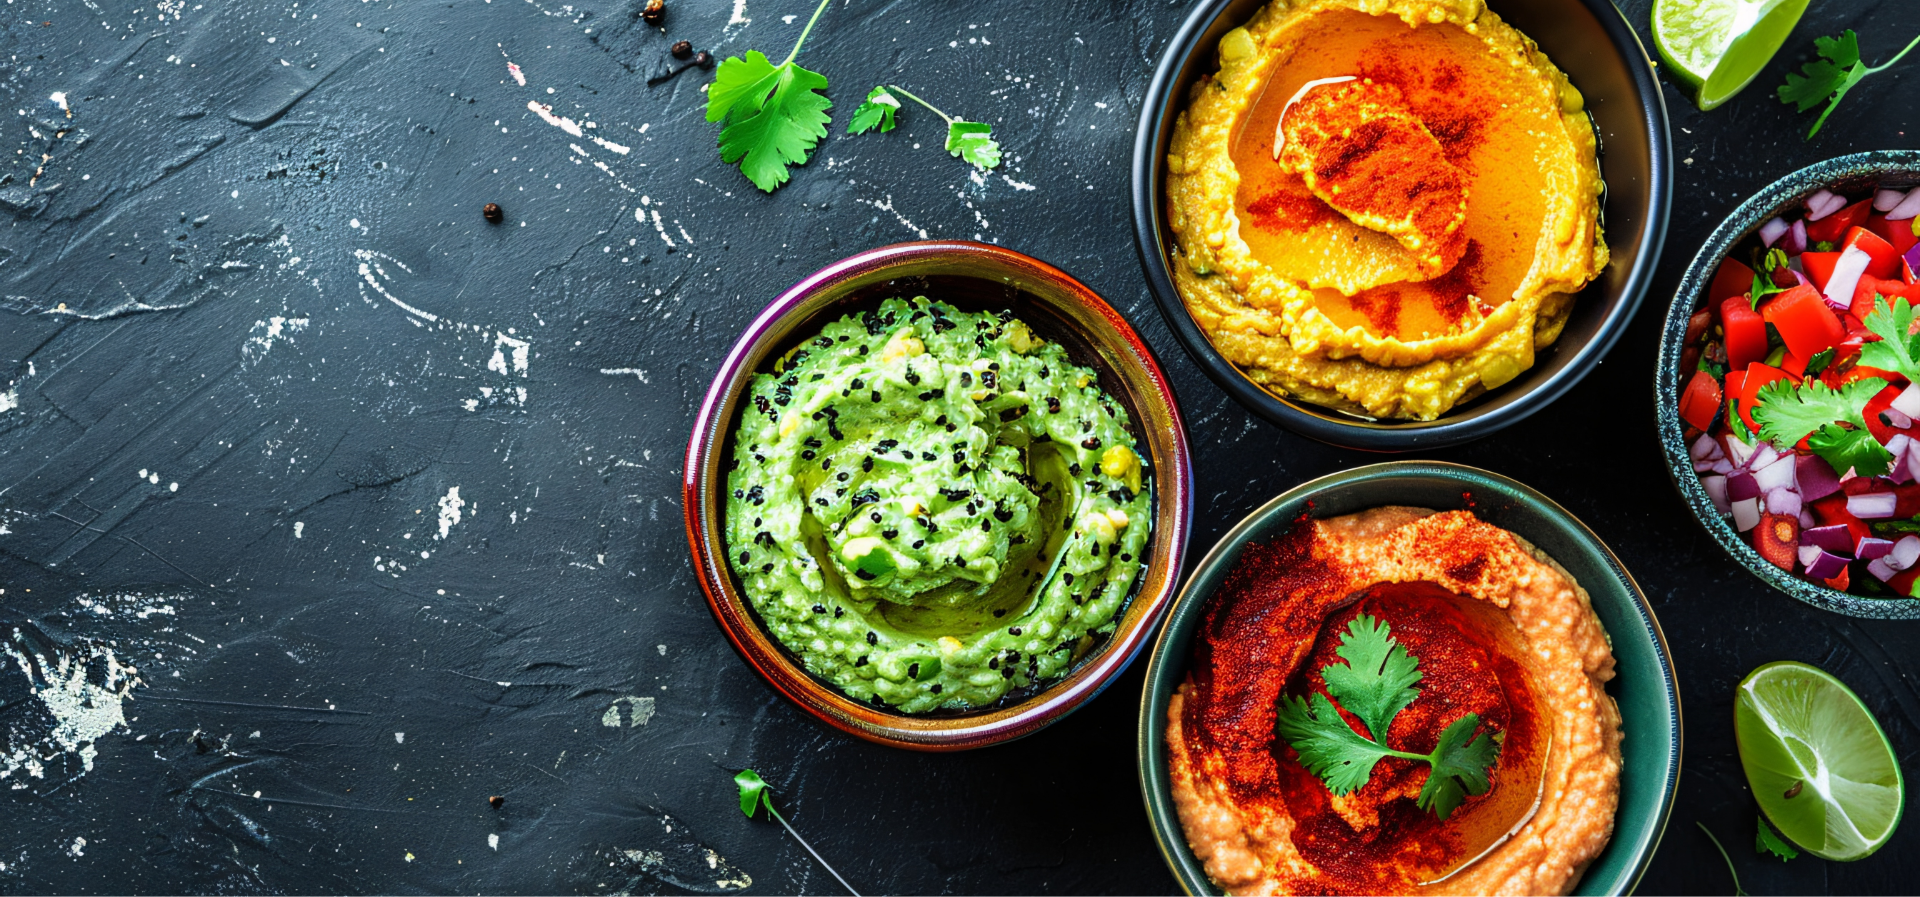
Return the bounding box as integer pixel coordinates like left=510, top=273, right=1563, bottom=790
left=1129, top=0, right=1673, bottom=451
left=1134, top=460, right=1682, bottom=895
left=1655, top=149, right=1920, bottom=619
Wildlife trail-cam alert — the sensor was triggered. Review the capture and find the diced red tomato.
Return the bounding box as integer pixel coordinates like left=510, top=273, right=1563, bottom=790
left=1852, top=276, right=1920, bottom=321
left=1803, top=251, right=1842, bottom=291
left=1867, top=213, right=1920, bottom=259
left=1893, top=483, right=1920, bottom=518
left=1824, top=567, right=1851, bottom=592
left=1710, top=257, right=1754, bottom=304
left=1734, top=362, right=1793, bottom=431
left=1678, top=369, right=1723, bottom=431
left=1892, top=566, right=1920, bottom=597
left=1810, top=493, right=1872, bottom=548
left=1807, top=199, right=1872, bottom=244
left=1762, top=285, right=1846, bottom=360
left=1865, top=382, right=1907, bottom=444
left=1722, top=296, right=1771, bottom=371
left=1844, top=227, right=1903, bottom=280
left=1782, top=348, right=1808, bottom=378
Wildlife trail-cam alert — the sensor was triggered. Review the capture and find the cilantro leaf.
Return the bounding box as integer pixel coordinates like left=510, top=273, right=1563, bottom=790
left=848, top=86, right=900, bottom=134
left=1321, top=614, right=1422, bottom=741
left=1418, top=713, right=1500, bottom=820
left=1752, top=377, right=1893, bottom=477
left=1757, top=817, right=1800, bottom=861
left=1272, top=616, right=1501, bottom=821
left=708, top=52, right=833, bottom=193
left=1274, top=692, right=1392, bottom=795
left=734, top=768, right=769, bottom=818
left=1779, top=30, right=1920, bottom=139
left=945, top=121, right=1002, bottom=170
left=1860, top=295, right=1920, bottom=381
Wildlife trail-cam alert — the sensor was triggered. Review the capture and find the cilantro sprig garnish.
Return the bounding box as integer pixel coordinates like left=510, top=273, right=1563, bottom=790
left=1779, top=30, right=1920, bottom=139
left=705, top=0, right=836, bottom=192
left=1752, top=377, right=1892, bottom=477
left=1273, top=615, right=1500, bottom=821
left=734, top=769, right=860, bottom=895
left=849, top=85, right=1003, bottom=170
left=1860, top=295, right=1920, bottom=382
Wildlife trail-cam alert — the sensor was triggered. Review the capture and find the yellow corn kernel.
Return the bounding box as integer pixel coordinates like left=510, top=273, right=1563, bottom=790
left=1005, top=320, right=1036, bottom=354
left=880, top=329, right=925, bottom=362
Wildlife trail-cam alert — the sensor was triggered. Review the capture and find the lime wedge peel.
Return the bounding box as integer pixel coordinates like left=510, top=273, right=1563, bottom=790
left=1734, top=661, right=1905, bottom=862
left=1652, top=0, right=1810, bottom=111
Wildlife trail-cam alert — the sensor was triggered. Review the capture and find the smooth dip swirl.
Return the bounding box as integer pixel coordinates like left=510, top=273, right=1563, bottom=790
left=725, top=298, right=1153, bottom=713
left=1166, top=507, right=1621, bottom=895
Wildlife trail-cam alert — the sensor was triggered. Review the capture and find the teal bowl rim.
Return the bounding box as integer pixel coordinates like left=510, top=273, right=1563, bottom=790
left=1654, top=150, right=1920, bottom=619
left=1135, top=461, right=1681, bottom=895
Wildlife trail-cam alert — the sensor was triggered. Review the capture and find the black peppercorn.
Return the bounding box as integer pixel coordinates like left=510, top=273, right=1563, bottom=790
left=670, top=39, right=692, bottom=59
left=488, top=795, right=505, bottom=808
left=641, top=0, right=665, bottom=25
left=693, top=50, right=713, bottom=69
left=482, top=202, right=503, bottom=223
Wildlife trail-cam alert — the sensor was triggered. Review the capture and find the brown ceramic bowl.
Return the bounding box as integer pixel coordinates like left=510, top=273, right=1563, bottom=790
left=684, top=241, right=1194, bottom=750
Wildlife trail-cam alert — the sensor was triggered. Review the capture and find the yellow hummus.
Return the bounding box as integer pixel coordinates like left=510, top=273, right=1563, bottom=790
left=1166, top=508, right=1621, bottom=895
left=1165, top=0, right=1608, bottom=420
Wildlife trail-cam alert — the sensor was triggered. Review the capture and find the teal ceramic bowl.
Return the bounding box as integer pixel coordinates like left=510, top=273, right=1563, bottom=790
left=1137, top=462, right=1679, bottom=895
left=1655, top=151, right=1920, bottom=619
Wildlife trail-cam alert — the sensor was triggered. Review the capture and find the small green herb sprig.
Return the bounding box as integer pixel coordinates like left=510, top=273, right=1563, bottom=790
left=849, top=85, right=1002, bottom=170
left=734, top=769, right=860, bottom=895
left=705, top=0, right=837, bottom=192
left=1779, top=29, right=1920, bottom=139
left=1273, top=615, right=1501, bottom=821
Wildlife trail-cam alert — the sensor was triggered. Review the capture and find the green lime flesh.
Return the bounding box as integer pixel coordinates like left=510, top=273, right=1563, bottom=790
left=1734, top=661, right=1904, bottom=861
left=1652, top=0, right=1809, bottom=111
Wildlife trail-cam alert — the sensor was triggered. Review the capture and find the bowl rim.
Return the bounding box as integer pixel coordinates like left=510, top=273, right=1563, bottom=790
left=684, top=239, right=1196, bottom=750
left=1655, top=149, right=1920, bottom=619
left=1134, top=460, right=1682, bottom=895
left=1128, top=0, right=1673, bottom=451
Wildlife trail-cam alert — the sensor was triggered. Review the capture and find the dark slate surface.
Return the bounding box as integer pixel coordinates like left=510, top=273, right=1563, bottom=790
left=1, top=0, right=1918, bottom=892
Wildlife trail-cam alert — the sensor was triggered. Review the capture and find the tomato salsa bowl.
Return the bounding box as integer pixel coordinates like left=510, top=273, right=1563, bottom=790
left=1658, top=150, right=1920, bottom=618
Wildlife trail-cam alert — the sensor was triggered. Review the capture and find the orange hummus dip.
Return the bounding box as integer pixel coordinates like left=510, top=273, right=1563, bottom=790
left=1163, top=0, right=1608, bottom=420
left=1165, top=508, right=1621, bottom=895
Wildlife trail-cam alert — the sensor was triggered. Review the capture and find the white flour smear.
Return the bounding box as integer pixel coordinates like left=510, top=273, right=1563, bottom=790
left=0, top=639, right=144, bottom=787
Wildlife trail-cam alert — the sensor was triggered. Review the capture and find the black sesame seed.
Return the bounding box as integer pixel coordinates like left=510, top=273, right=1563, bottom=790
left=855, top=655, right=868, bottom=666
left=1064, top=573, right=1075, bottom=586
left=929, top=684, right=942, bottom=694
left=1082, top=437, right=1102, bottom=450
left=907, top=662, right=920, bottom=679
left=739, top=552, right=751, bottom=564
left=1010, top=627, right=1023, bottom=636
left=866, top=631, right=879, bottom=646
left=811, top=604, right=827, bottom=614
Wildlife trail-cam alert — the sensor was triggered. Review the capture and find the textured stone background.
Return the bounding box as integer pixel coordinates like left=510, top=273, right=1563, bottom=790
left=0, top=0, right=1917, bottom=892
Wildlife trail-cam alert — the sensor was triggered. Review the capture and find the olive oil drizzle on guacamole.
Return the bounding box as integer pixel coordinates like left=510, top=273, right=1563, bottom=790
left=725, top=298, right=1153, bottom=713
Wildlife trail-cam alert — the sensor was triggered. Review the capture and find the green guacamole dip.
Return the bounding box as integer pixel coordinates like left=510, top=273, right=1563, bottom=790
left=724, top=297, right=1153, bottom=713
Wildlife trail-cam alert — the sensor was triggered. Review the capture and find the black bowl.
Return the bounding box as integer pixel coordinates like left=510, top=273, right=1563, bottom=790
left=1131, top=0, right=1672, bottom=451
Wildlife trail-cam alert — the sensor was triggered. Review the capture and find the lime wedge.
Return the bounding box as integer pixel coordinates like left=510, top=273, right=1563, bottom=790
left=1652, top=0, right=1809, bottom=111
left=1734, top=661, right=1904, bottom=861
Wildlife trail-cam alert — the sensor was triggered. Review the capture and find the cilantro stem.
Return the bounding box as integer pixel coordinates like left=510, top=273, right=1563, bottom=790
left=885, top=85, right=955, bottom=126
left=1866, top=31, right=1920, bottom=75
left=1697, top=821, right=1750, bottom=897
left=780, top=0, right=835, bottom=67
left=1809, top=31, right=1920, bottom=138
left=763, top=795, right=861, bottom=896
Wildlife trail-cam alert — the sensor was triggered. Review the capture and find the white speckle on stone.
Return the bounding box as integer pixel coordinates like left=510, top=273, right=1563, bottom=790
left=394, top=732, right=405, bottom=744
left=436, top=487, right=465, bottom=539
left=293, top=522, right=305, bottom=539
left=489, top=833, right=500, bottom=851
left=67, top=836, right=85, bottom=858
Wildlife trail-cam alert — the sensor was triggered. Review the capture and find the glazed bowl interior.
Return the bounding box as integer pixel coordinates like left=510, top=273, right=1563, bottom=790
left=1656, top=151, right=1920, bottom=619
left=1137, top=462, right=1679, bottom=895
left=1131, top=0, right=1671, bottom=451
left=686, top=241, right=1193, bottom=750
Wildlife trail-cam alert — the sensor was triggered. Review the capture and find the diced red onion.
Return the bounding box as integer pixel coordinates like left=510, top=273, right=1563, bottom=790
left=1786, top=219, right=1809, bottom=255
left=1728, top=469, right=1761, bottom=501
left=1804, top=548, right=1851, bottom=580
left=1732, top=497, right=1762, bottom=531
left=1904, top=241, right=1920, bottom=279
left=1694, top=459, right=1718, bottom=473
left=1760, top=216, right=1792, bottom=247
left=1893, top=383, right=1920, bottom=421
left=1869, top=556, right=1899, bottom=582
left=1808, top=188, right=1845, bottom=220
left=1747, top=442, right=1779, bottom=472
left=1766, top=488, right=1803, bottom=517
left=1824, top=245, right=1873, bottom=309
left=1753, top=454, right=1797, bottom=492
left=1894, top=535, right=1920, bottom=570
left=1800, top=509, right=1819, bottom=529
left=1710, top=457, right=1735, bottom=475
left=1702, top=474, right=1731, bottom=515
left=1906, top=442, right=1920, bottom=483
left=1860, top=537, right=1896, bottom=561
left=1796, top=453, right=1843, bottom=500
left=1891, top=189, right=1920, bottom=221
left=1891, top=434, right=1913, bottom=460
left=1723, top=432, right=1755, bottom=467
left=1848, top=491, right=1899, bottom=519
left=1876, top=189, right=1908, bottom=212
left=1888, top=409, right=1917, bottom=432
left=1802, top=523, right=1855, bottom=553
left=1691, top=433, right=1722, bottom=461
left=1790, top=266, right=1812, bottom=289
